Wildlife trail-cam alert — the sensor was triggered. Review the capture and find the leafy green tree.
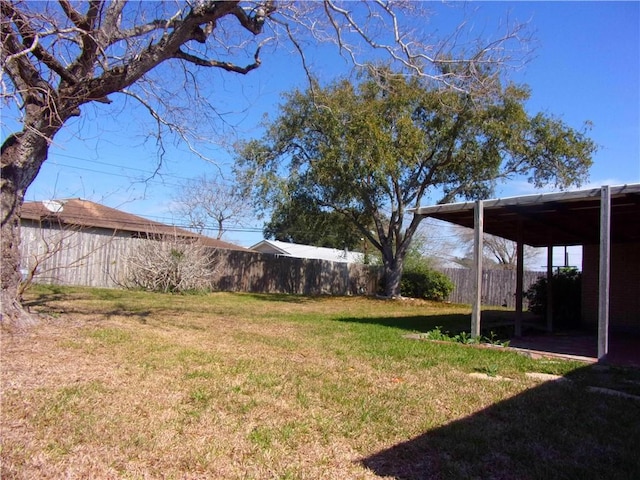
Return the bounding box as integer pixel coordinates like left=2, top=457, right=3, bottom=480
left=401, top=266, right=454, bottom=302
left=236, top=66, right=596, bottom=297
left=264, top=192, right=367, bottom=250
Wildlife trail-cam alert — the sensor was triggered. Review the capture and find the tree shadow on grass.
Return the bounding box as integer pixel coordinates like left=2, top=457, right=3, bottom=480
left=360, top=363, right=640, bottom=480
left=104, top=308, right=152, bottom=322
left=336, top=314, right=471, bottom=334
left=22, top=293, right=68, bottom=309
left=242, top=293, right=324, bottom=304
left=23, top=293, right=153, bottom=324
left=336, top=310, right=533, bottom=338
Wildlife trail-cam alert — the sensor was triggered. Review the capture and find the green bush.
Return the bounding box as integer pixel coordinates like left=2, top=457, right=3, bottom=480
left=400, top=266, right=454, bottom=301
left=524, top=268, right=582, bottom=329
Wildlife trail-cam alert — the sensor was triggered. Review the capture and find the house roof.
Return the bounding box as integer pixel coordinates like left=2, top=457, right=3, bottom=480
left=411, top=184, right=640, bottom=247
left=20, top=198, right=248, bottom=251
left=251, top=239, right=364, bottom=263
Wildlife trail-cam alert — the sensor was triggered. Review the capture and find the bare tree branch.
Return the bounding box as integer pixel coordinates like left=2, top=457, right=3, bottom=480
left=19, top=214, right=119, bottom=295
left=57, top=0, right=86, bottom=29
left=173, top=44, right=263, bottom=73
left=119, top=88, right=212, bottom=166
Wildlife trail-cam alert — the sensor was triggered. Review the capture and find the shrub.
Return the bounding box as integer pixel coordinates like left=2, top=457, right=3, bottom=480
left=524, top=268, right=582, bottom=329
left=400, top=265, right=454, bottom=301
left=122, top=236, right=218, bottom=293
left=423, top=326, right=510, bottom=347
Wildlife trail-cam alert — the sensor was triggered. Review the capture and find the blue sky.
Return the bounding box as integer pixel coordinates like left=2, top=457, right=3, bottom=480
left=12, top=1, right=640, bottom=253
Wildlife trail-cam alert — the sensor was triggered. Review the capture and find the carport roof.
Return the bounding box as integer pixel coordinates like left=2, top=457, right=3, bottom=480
left=412, top=184, right=640, bottom=247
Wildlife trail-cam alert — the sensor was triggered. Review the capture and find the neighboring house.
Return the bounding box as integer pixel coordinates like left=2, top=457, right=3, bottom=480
left=19, top=198, right=247, bottom=287
left=20, top=198, right=247, bottom=249
left=251, top=239, right=365, bottom=264
left=412, top=183, right=640, bottom=362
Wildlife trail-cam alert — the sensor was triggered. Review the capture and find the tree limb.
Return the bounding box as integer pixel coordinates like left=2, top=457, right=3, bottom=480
left=173, top=46, right=262, bottom=74
left=58, top=0, right=86, bottom=29
left=2, top=1, right=78, bottom=85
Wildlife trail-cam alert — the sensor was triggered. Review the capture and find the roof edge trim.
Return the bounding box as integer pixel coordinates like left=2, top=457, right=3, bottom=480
left=410, top=183, right=640, bottom=216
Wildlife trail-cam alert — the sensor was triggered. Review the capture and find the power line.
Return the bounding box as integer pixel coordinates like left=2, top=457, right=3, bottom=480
left=48, top=160, right=184, bottom=188
left=53, top=152, right=183, bottom=177
left=50, top=152, right=237, bottom=187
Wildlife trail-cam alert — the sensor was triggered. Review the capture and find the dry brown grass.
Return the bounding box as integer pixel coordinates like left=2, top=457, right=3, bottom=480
left=2, top=287, right=639, bottom=479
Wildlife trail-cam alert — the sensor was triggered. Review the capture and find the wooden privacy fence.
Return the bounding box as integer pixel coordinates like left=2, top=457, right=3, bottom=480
left=437, top=267, right=545, bottom=307
left=211, top=250, right=379, bottom=296
left=19, top=226, right=380, bottom=296
left=20, top=225, right=543, bottom=304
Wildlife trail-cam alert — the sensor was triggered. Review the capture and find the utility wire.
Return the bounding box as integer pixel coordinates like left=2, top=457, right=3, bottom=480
left=50, top=152, right=237, bottom=187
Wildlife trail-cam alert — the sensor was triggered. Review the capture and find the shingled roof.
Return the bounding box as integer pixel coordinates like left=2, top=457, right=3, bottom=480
left=20, top=198, right=249, bottom=251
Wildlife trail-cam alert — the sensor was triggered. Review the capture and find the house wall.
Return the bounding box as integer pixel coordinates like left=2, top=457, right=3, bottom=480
left=582, top=242, right=640, bottom=333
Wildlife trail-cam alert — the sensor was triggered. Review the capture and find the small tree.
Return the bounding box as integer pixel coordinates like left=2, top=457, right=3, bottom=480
left=122, top=235, right=218, bottom=293
left=400, top=260, right=453, bottom=302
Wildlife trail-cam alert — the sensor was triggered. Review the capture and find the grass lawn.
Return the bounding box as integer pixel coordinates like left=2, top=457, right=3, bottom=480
left=2, top=286, right=640, bottom=479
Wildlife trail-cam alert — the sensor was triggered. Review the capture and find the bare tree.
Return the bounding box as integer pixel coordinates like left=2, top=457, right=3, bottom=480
left=483, top=234, right=543, bottom=269
left=173, top=173, right=247, bottom=239
left=453, top=226, right=543, bottom=270
left=1, top=0, right=529, bottom=326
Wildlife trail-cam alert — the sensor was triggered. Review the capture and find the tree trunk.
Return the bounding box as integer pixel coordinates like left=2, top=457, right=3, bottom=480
left=383, top=256, right=404, bottom=298
left=1, top=132, right=50, bottom=328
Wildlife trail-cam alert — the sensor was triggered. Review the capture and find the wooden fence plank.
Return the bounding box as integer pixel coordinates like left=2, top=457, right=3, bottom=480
left=436, top=267, right=544, bottom=307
